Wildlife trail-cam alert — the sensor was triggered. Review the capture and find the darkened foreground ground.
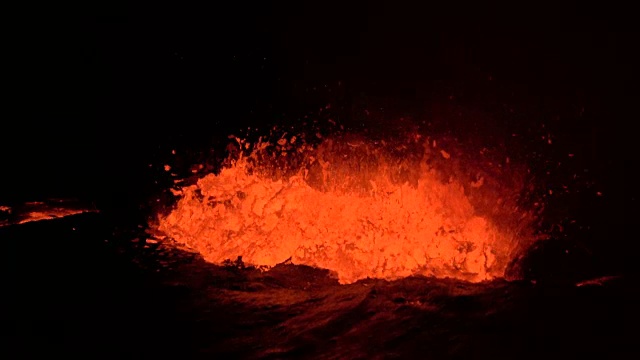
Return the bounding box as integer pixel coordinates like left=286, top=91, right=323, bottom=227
left=2, top=211, right=639, bottom=359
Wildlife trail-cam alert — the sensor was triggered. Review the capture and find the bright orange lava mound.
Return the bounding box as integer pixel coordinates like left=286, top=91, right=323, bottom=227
left=154, top=132, right=540, bottom=284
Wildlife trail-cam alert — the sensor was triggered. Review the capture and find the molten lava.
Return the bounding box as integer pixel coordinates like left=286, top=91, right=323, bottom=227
left=154, top=131, right=540, bottom=284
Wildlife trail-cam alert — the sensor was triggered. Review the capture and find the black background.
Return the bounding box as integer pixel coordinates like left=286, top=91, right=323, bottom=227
left=3, top=2, right=638, bottom=268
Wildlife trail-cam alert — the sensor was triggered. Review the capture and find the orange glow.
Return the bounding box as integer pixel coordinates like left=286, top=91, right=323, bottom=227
left=0, top=201, right=96, bottom=227
left=153, top=131, right=541, bottom=284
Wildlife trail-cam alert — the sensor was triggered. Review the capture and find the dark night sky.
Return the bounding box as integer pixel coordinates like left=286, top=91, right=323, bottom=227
left=3, top=1, right=638, bottom=235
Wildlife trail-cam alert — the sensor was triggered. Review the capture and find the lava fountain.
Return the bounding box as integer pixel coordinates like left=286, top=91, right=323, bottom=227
left=153, top=128, right=543, bottom=284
